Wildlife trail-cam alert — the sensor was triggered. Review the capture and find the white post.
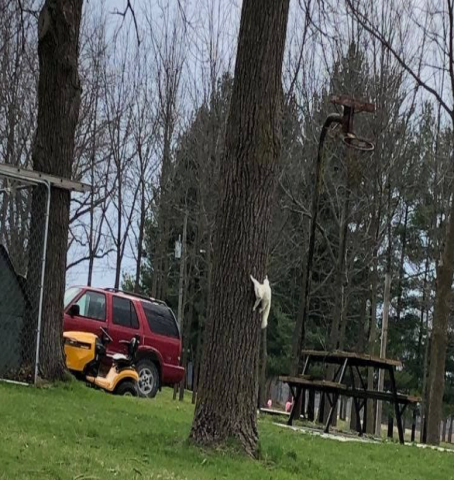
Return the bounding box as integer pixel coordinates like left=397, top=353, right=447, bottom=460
left=173, top=210, right=188, bottom=400
left=375, top=271, right=391, bottom=437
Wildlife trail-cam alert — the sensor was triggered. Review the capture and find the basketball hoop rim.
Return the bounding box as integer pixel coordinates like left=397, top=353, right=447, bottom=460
left=342, top=134, right=375, bottom=152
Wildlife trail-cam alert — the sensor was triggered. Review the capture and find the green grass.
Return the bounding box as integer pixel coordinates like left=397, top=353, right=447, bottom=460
left=0, top=382, right=453, bottom=480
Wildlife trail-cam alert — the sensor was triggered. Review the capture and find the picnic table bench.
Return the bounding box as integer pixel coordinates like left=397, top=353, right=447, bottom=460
left=279, top=350, right=421, bottom=444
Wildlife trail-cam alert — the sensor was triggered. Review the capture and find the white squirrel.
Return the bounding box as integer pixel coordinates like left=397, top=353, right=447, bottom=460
left=250, top=275, right=271, bottom=329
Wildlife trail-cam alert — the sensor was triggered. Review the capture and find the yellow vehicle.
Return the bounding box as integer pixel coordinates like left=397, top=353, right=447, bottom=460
left=64, top=327, right=139, bottom=396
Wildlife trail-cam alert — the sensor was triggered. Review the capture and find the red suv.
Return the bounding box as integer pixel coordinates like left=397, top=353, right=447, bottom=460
left=63, top=286, right=184, bottom=398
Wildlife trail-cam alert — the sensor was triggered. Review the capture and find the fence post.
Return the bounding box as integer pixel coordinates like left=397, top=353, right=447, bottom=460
left=34, top=181, right=51, bottom=384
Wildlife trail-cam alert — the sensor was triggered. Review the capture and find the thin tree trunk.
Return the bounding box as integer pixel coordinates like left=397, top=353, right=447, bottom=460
left=307, top=389, right=315, bottom=421
left=442, top=418, right=447, bottom=443
left=152, top=116, right=173, bottom=299
left=350, top=291, right=368, bottom=432
left=366, top=253, right=378, bottom=434
left=420, top=316, right=431, bottom=444
left=448, top=415, right=453, bottom=444
left=193, top=226, right=214, bottom=405
left=179, top=287, right=193, bottom=401
left=190, top=0, right=290, bottom=454
left=375, top=179, right=393, bottom=436
left=192, top=323, right=202, bottom=405
left=134, top=167, right=146, bottom=292
left=329, top=169, right=351, bottom=350
left=411, top=409, right=417, bottom=442
left=339, top=397, right=346, bottom=421
left=114, top=164, right=122, bottom=289
left=417, top=255, right=430, bottom=375
left=375, top=271, right=391, bottom=435
left=174, top=211, right=188, bottom=400
left=387, top=415, right=394, bottom=439
left=395, top=203, right=409, bottom=324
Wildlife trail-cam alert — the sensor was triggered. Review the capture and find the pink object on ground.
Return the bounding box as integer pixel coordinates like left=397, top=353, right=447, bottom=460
left=285, top=401, right=293, bottom=412
left=267, top=399, right=272, bottom=408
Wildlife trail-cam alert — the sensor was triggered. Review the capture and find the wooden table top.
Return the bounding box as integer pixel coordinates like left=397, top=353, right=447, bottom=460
left=301, top=349, right=402, bottom=369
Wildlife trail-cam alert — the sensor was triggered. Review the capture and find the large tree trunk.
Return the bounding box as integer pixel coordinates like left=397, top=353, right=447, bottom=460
left=29, top=0, right=83, bottom=380
left=427, top=192, right=454, bottom=445
left=190, top=0, right=290, bottom=454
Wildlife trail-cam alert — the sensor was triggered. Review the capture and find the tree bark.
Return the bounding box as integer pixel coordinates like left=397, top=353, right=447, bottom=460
left=189, top=0, right=290, bottom=454
left=27, top=0, right=83, bottom=380
left=427, top=191, right=454, bottom=445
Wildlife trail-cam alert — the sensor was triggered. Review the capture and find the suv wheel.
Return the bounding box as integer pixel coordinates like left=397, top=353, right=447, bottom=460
left=137, top=360, right=159, bottom=398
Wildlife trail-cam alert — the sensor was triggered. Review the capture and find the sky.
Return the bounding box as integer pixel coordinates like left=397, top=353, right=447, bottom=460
left=64, top=0, right=450, bottom=291
left=66, top=0, right=241, bottom=290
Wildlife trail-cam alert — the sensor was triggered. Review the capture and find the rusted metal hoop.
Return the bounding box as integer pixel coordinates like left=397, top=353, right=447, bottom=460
left=343, top=135, right=374, bottom=152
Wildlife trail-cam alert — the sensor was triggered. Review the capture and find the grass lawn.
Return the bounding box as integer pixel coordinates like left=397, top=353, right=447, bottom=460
left=0, top=381, right=452, bottom=480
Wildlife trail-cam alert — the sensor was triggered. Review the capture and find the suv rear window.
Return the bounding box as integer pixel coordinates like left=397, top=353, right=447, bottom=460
left=141, top=301, right=179, bottom=339
left=113, top=296, right=139, bottom=329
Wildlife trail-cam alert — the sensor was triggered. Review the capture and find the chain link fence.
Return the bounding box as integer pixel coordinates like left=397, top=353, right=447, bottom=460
left=0, top=169, right=49, bottom=384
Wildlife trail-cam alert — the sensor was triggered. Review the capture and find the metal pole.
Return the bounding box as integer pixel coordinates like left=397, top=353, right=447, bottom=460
left=296, top=113, right=342, bottom=370
left=34, top=181, right=51, bottom=384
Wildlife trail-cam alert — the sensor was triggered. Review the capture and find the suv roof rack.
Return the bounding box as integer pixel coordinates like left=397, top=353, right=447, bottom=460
left=102, top=288, right=168, bottom=306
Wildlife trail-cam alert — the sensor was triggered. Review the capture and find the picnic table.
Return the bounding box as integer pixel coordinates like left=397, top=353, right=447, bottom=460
left=279, top=350, right=421, bottom=444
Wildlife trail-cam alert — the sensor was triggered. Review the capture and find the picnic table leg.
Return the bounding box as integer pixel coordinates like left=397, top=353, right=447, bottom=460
left=288, top=386, right=301, bottom=426
left=324, top=392, right=339, bottom=433
left=302, top=355, right=311, bottom=375
left=389, top=367, right=405, bottom=444
left=295, top=354, right=310, bottom=420
left=352, top=397, right=362, bottom=435
left=323, top=359, right=348, bottom=433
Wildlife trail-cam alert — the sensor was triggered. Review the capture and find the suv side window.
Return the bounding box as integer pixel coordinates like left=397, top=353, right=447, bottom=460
left=74, top=291, right=106, bottom=321
left=113, top=296, right=139, bottom=329
left=141, top=301, right=179, bottom=339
